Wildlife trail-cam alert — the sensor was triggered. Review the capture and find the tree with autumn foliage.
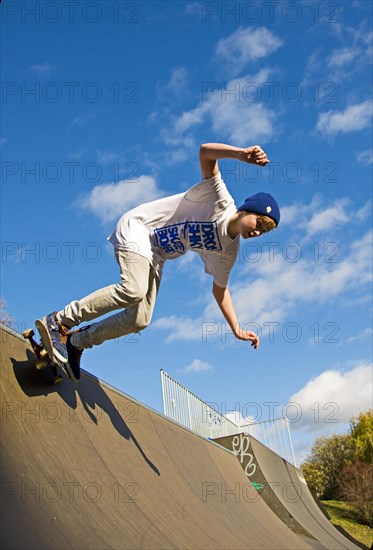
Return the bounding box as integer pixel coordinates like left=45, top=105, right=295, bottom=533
left=301, top=410, right=373, bottom=525
left=350, top=410, right=373, bottom=464
left=301, top=434, right=354, bottom=499
left=337, top=410, right=373, bottom=526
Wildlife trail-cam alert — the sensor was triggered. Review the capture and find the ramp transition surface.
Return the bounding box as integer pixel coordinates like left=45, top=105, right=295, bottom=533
left=0, top=326, right=313, bottom=550
left=214, top=434, right=364, bottom=550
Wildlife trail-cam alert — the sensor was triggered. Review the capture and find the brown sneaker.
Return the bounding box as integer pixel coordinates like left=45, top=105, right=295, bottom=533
left=54, top=314, right=70, bottom=337
left=42, top=312, right=68, bottom=363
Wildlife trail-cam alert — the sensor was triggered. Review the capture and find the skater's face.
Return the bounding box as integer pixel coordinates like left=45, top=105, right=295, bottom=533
left=238, top=213, right=265, bottom=239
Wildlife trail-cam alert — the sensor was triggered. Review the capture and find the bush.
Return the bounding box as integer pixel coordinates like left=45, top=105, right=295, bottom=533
left=337, top=461, right=373, bottom=527
left=350, top=410, right=373, bottom=464
left=301, top=434, right=354, bottom=499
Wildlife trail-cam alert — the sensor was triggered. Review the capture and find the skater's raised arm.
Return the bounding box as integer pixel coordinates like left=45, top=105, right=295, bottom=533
left=199, top=143, right=270, bottom=179
left=212, top=282, right=259, bottom=349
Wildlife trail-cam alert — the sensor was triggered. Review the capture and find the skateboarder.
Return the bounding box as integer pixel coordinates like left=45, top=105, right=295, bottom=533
left=43, top=143, right=280, bottom=381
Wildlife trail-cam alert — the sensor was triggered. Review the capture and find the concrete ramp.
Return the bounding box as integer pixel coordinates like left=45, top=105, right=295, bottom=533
left=0, top=325, right=312, bottom=550
left=214, top=434, right=363, bottom=550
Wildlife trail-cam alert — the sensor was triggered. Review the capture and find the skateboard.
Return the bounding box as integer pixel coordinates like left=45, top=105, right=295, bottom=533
left=23, top=319, right=66, bottom=385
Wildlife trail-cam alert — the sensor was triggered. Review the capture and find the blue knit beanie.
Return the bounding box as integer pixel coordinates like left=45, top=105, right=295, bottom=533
left=237, top=192, right=280, bottom=226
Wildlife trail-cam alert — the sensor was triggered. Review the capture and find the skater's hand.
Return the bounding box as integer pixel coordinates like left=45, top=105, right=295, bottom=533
left=234, top=328, right=260, bottom=349
left=240, top=146, right=269, bottom=166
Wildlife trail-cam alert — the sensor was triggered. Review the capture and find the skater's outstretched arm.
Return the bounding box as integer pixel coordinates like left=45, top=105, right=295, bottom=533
left=212, top=282, right=259, bottom=349
left=199, top=143, right=269, bottom=179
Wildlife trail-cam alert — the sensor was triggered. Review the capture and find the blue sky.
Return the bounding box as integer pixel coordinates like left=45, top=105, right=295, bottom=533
left=1, top=0, right=372, bottom=463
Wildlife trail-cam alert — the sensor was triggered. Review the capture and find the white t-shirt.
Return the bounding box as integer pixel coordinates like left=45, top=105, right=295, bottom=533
left=108, top=172, right=239, bottom=287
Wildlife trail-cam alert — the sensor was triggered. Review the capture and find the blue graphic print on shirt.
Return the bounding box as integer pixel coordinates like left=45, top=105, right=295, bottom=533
left=154, top=222, right=222, bottom=255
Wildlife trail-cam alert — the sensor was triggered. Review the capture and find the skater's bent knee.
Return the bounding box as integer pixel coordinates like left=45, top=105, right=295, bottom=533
left=126, top=308, right=153, bottom=332
left=115, top=283, right=147, bottom=306
left=135, top=319, right=151, bottom=332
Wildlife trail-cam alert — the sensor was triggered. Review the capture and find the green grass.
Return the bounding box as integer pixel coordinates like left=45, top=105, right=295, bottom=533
left=321, top=500, right=372, bottom=548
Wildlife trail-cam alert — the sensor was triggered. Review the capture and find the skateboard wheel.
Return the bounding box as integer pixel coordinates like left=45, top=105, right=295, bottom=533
left=35, top=359, right=49, bottom=370
left=52, top=375, right=63, bottom=385
left=23, top=329, right=35, bottom=338
left=40, top=349, right=49, bottom=359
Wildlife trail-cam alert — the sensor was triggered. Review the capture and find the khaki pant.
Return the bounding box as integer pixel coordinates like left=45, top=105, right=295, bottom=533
left=57, top=251, right=160, bottom=350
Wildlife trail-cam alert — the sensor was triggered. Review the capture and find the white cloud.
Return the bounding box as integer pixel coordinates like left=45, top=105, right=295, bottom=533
left=171, top=102, right=210, bottom=137
left=330, top=22, right=373, bottom=50
left=289, top=363, right=373, bottom=433
left=159, top=69, right=278, bottom=163
left=96, top=149, right=121, bottom=165
left=280, top=196, right=370, bottom=234
left=174, top=251, right=201, bottom=275
left=152, top=315, right=204, bottom=342
left=279, top=197, right=321, bottom=228
left=29, top=62, right=54, bottom=74
left=150, top=29, right=281, bottom=163
left=344, top=328, right=373, bottom=345
left=165, top=67, right=189, bottom=95
left=306, top=198, right=349, bottom=237
left=68, top=112, right=96, bottom=129
left=183, top=358, right=214, bottom=374
left=67, top=147, right=88, bottom=160
left=77, top=175, right=163, bottom=224
left=301, top=50, right=322, bottom=87
left=211, top=98, right=277, bottom=145
left=316, top=100, right=372, bottom=138
left=302, top=24, right=372, bottom=85
left=214, top=27, right=283, bottom=76
left=327, top=47, right=359, bottom=67
left=184, top=2, right=200, bottom=16
left=228, top=230, right=372, bottom=326
left=356, top=201, right=372, bottom=221
left=156, top=67, right=190, bottom=106
left=357, top=149, right=373, bottom=166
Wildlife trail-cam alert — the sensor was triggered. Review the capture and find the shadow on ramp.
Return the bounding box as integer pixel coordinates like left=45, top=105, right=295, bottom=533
left=1, top=325, right=313, bottom=550
left=10, top=352, right=160, bottom=477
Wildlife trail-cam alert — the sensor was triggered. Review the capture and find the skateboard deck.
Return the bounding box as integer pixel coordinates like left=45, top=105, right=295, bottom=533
left=23, top=320, right=68, bottom=385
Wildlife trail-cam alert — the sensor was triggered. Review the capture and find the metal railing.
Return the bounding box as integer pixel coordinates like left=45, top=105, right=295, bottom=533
left=160, top=370, right=296, bottom=466
left=240, top=417, right=297, bottom=466
left=161, top=370, right=240, bottom=439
